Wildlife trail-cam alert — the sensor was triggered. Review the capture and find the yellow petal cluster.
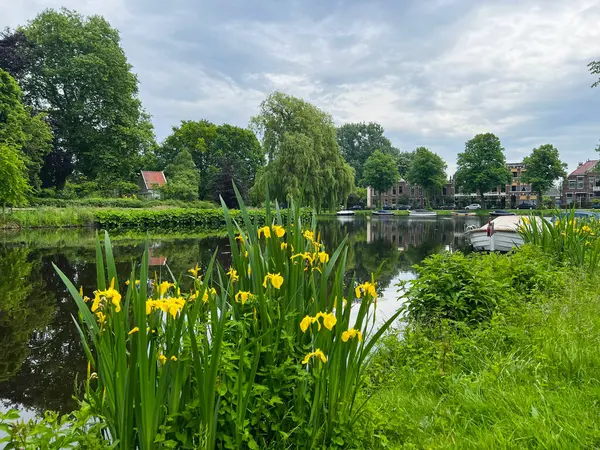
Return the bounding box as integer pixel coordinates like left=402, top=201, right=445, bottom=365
left=281, top=242, right=288, bottom=251
left=91, top=278, right=122, bottom=313
left=271, top=225, right=285, bottom=238
left=263, top=273, right=284, bottom=289
left=258, top=226, right=271, bottom=239
left=302, top=349, right=327, bottom=365
left=158, top=281, right=175, bottom=297
left=235, top=291, right=254, bottom=305
left=226, top=267, right=239, bottom=283
left=188, top=264, right=201, bottom=278
left=158, top=354, right=167, bottom=364
left=299, top=312, right=337, bottom=332
left=146, top=296, right=186, bottom=318
left=355, top=281, right=377, bottom=299
left=202, top=287, right=217, bottom=303
left=341, top=328, right=363, bottom=342
left=128, top=327, right=140, bottom=335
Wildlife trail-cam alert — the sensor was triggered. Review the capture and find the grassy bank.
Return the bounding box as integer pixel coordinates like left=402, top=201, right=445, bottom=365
left=355, top=239, right=600, bottom=448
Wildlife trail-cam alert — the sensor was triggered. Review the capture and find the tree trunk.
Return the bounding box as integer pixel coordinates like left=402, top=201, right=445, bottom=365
left=480, top=190, right=485, bottom=208
left=538, top=190, right=543, bottom=209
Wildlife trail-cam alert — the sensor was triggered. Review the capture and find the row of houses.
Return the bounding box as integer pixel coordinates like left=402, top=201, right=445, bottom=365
left=367, top=160, right=600, bottom=209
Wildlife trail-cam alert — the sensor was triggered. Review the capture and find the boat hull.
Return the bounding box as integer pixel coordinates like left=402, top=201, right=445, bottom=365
left=336, top=211, right=355, bottom=216
left=468, top=230, right=523, bottom=252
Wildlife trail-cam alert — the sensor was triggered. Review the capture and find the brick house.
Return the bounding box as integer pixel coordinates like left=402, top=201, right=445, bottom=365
left=138, top=171, right=167, bottom=199
left=562, top=160, right=599, bottom=207
left=366, top=180, right=455, bottom=208
left=506, top=162, right=537, bottom=208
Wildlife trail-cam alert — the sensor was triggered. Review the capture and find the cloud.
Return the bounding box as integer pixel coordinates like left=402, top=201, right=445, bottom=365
left=2, top=0, right=599, bottom=173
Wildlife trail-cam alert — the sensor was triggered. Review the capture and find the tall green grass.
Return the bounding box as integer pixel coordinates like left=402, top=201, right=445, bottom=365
left=54, top=189, right=401, bottom=449
left=1, top=207, right=97, bottom=229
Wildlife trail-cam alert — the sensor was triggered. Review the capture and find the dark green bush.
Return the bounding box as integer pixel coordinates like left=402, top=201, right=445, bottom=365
left=95, top=208, right=313, bottom=230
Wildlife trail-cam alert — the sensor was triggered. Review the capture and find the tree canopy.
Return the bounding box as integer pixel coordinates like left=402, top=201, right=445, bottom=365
left=0, top=9, right=156, bottom=189
left=160, top=149, right=200, bottom=201
left=251, top=92, right=354, bottom=211
left=362, top=150, right=399, bottom=207
left=405, top=146, right=447, bottom=205
left=590, top=61, right=600, bottom=88
left=397, top=151, right=414, bottom=178
left=336, top=122, right=399, bottom=185
left=158, top=120, right=264, bottom=206
left=455, top=133, right=511, bottom=205
left=521, top=144, right=567, bottom=208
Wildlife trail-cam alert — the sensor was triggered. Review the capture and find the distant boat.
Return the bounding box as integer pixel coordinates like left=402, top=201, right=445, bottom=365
left=372, top=210, right=394, bottom=216
left=453, top=210, right=476, bottom=216
left=466, top=216, right=525, bottom=252
left=490, top=210, right=516, bottom=218
left=409, top=209, right=436, bottom=217
left=336, top=210, right=355, bottom=216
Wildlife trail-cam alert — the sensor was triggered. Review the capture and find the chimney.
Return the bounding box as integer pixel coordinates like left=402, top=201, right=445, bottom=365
left=578, top=162, right=584, bottom=167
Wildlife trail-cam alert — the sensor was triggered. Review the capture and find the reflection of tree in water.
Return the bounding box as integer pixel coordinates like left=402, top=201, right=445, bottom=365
left=0, top=249, right=55, bottom=385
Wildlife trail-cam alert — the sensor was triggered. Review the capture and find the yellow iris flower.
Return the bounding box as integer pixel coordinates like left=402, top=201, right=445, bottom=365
left=235, top=291, right=254, bottom=305
left=263, top=273, right=284, bottom=289
left=341, top=328, right=363, bottom=342
left=128, top=327, right=139, bottom=335
left=355, top=281, right=377, bottom=299
left=188, top=264, right=201, bottom=278
left=227, top=267, right=239, bottom=283
left=271, top=225, right=286, bottom=238
left=158, top=281, right=175, bottom=297
left=302, top=349, right=327, bottom=365
left=258, top=226, right=271, bottom=239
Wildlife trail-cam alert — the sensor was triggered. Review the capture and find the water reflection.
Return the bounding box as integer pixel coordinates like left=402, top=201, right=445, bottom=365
left=0, top=216, right=485, bottom=415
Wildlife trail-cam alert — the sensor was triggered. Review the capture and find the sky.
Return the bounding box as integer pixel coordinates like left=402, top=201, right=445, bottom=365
left=2, top=0, right=600, bottom=175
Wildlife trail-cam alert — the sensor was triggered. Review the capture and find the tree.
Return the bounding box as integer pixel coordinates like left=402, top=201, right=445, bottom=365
left=160, top=149, right=200, bottom=201
left=455, top=133, right=511, bottom=206
left=362, top=150, right=399, bottom=208
left=0, top=9, right=156, bottom=189
left=0, top=69, right=51, bottom=204
left=336, top=122, right=399, bottom=185
left=159, top=121, right=264, bottom=206
left=251, top=92, right=354, bottom=211
left=397, top=151, right=414, bottom=178
left=520, top=144, right=567, bottom=208
left=405, top=147, right=447, bottom=206
left=590, top=61, right=600, bottom=88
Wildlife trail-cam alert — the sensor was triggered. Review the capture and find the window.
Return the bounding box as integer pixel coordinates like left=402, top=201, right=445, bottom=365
left=577, top=177, right=584, bottom=189
left=511, top=185, right=517, bottom=192
left=566, top=192, right=573, bottom=204
left=398, top=186, right=403, bottom=194
left=568, top=179, right=576, bottom=189
left=513, top=172, right=518, bottom=178
left=442, top=187, right=447, bottom=195
left=392, top=187, right=396, bottom=195
left=590, top=177, right=596, bottom=189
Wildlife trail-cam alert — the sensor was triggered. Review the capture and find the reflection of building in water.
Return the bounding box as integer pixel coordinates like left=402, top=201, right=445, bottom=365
left=148, top=246, right=167, bottom=266
left=367, top=217, right=482, bottom=251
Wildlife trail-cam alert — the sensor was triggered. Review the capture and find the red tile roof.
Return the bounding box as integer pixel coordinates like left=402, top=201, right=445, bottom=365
left=141, top=171, right=167, bottom=189
left=569, top=160, right=598, bottom=177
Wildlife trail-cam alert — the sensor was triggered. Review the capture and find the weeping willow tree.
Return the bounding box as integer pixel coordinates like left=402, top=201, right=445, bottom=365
left=250, top=92, right=354, bottom=211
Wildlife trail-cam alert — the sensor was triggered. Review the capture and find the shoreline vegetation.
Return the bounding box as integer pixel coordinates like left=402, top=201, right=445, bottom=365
left=2, top=206, right=600, bottom=447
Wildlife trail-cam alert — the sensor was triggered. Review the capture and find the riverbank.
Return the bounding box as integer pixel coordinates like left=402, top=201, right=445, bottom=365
left=0, top=207, right=312, bottom=230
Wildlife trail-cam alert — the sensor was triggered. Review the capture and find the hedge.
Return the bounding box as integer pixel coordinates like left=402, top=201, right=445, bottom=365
left=95, top=208, right=313, bottom=230
left=30, top=198, right=217, bottom=209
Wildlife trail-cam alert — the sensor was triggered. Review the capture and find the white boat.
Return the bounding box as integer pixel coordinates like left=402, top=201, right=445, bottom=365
left=336, top=210, right=355, bottom=216
left=409, top=209, right=436, bottom=217
left=372, top=210, right=394, bottom=216
left=466, top=216, right=525, bottom=252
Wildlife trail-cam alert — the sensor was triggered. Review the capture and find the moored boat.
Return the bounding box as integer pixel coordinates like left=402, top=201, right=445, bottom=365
left=466, top=216, right=525, bottom=252
left=372, top=210, right=394, bottom=216
left=409, top=209, right=436, bottom=217
left=336, top=210, right=355, bottom=216
left=490, top=210, right=516, bottom=218
left=453, top=210, right=476, bottom=216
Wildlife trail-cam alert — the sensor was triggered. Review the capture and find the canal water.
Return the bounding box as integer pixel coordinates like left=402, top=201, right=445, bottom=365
left=0, top=215, right=486, bottom=416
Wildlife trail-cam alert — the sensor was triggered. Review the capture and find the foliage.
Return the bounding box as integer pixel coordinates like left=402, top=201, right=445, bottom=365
left=56, top=191, right=400, bottom=449
left=0, top=407, right=109, bottom=449
left=336, top=122, right=399, bottom=185
left=520, top=144, right=567, bottom=208
left=95, top=207, right=312, bottom=230
left=362, top=150, right=399, bottom=207
left=396, top=150, right=414, bottom=178
left=29, top=197, right=217, bottom=209
left=158, top=121, right=264, bottom=205
left=3, top=9, right=156, bottom=188
left=160, top=149, right=200, bottom=201
left=401, top=246, right=566, bottom=326
left=251, top=92, right=354, bottom=212
left=0, top=143, right=30, bottom=207
left=1, top=207, right=97, bottom=229
left=405, top=146, right=447, bottom=205
left=455, top=133, right=511, bottom=204
left=520, top=209, right=600, bottom=272
left=0, top=68, right=52, bottom=199
left=589, top=60, right=600, bottom=88
left=357, top=247, right=599, bottom=449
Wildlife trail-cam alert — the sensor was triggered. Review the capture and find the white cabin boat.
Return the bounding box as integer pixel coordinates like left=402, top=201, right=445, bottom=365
left=336, top=210, right=355, bottom=216
left=409, top=209, right=436, bottom=217
left=466, top=216, right=524, bottom=252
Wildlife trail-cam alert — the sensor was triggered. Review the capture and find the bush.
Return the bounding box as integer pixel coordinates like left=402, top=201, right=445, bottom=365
left=55, top=198, right=400, bottom=448
left=95, top=207, right=312, bottom=230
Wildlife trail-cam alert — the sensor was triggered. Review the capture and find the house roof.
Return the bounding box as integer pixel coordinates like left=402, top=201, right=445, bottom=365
left=569, top=160, right=598, bottom=177
left=141, top=171, right=167, bottom=189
